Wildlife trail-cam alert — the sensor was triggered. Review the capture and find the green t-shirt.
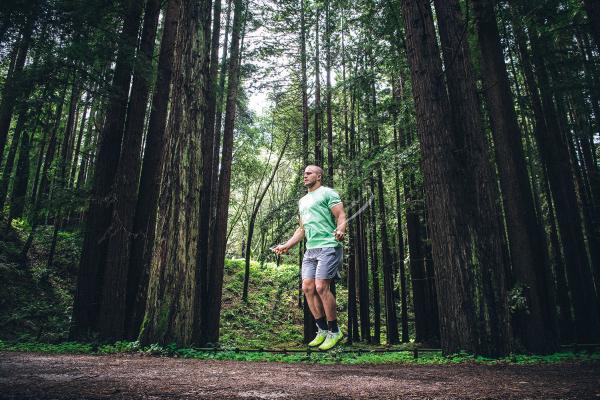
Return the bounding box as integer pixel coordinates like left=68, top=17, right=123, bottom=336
left=299, top=186, right=342, bottom=249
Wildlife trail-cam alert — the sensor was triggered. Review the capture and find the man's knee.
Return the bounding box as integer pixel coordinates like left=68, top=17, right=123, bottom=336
left=302, top=279, right=316, bottom=296
left=315, top=279, right=330, bottom=296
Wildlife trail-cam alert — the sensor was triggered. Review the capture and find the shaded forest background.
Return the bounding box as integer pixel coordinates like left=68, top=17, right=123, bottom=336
left=0, top=0, right=599, bottom=357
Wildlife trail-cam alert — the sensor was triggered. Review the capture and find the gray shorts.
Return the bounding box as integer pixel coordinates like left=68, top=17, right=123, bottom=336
left=302, top=247, right=343, bottom=280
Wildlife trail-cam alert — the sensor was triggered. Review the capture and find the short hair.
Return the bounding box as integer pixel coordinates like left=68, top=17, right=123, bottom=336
left=305, top=165, right=324, bottom=180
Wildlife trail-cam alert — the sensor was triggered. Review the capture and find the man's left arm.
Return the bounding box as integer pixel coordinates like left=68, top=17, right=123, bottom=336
left=331, top=203, right=346, bottom=241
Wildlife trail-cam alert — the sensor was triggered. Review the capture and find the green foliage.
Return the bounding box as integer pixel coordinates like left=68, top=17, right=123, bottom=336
left=0, top=224, right=79, bottom=342
left=2, top=338, right=598, bottom=365
left=0, top=340, right=93, bottom=354
left=219, top=259, right=306, bottom=347
left=97, top=340, right=140, bottom=354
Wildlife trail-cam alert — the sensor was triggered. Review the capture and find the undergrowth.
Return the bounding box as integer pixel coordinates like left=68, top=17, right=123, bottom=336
left=1, top=339, right=599, bottom=365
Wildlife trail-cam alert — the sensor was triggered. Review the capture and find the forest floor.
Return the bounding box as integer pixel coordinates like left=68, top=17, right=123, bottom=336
left=1, top=351, right=600, bottom=399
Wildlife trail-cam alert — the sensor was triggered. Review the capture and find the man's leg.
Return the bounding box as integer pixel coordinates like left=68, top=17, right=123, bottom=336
left=315, top=279, right=336, bottom=322
left=315, top=278, right=343, bottom=350
left=302, top=278, right=328, bottom=346
left=302, top=278, right=325, bottom=319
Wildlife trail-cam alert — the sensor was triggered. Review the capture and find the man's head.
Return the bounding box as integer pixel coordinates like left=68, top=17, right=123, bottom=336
left=303, top=165, right=324, bottom=189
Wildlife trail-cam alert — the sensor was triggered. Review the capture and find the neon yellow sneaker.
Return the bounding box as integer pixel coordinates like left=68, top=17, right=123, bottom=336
left=318, top=330, right=344, bottom=351
left=308, top=329, right=328, bottom=347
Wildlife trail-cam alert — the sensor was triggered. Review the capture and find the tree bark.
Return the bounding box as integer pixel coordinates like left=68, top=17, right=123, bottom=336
left=70, top=0, right=145, bottom=340
left=195, top=0, right=223, bottom=343
left=400, top=0, right=478, bottom=354
left=139, top=0, right=209, bottom=347
left=203, top=0, right=245, bottom=345
left=98, top=0, right=161, bottom=341
left=434, top=0, right=511, bottom=356
left=126, top=0, right=181, bottom=339
left=515, top=11, right=599, bottom=342
left=471, top=0, right=559, bottom=353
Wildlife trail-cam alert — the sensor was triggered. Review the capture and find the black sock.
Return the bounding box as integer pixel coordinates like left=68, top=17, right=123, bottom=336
left=316, top=317, right=327, bottom=331
left=328, top=319, right=339, bottom=333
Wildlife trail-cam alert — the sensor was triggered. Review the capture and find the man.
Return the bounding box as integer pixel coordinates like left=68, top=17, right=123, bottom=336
left=273, top=165, right=346, bottom=350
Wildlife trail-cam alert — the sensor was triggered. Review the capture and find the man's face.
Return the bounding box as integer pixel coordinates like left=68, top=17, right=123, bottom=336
left=303, top=167, right=321, bottom=188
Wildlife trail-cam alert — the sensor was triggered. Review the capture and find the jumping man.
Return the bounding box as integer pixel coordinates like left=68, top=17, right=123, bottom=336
left=273, top=165, right=346, bottom=350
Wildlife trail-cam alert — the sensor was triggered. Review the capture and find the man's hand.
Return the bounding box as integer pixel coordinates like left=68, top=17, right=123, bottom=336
left=272, top=244, right=290, bottom=255
left=334, top=228, right=345, bottom=241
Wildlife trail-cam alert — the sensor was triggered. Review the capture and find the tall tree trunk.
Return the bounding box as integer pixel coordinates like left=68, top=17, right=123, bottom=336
left=471, top=0, right=558, bottom=353
left=400, top=0, right=478, bottom=354
left=69, top=92, right=91, bottom=188
left=298, top=0, right=316, bottom=344
left=76, top=98, right=99, bottom=190
left=346, top=84, right=360, bottom=344
left=126, top=0, right=181, bottom=339
left=210, top=0, right=233, bottom=231
left=314, top=5, right=322, bottom=166
left=195, top=0, right=223, bottom=342
left=325, top=0, right=333, bottom=185
left=0, top=16, right=33, bottom=166
left=98, top=0, right=161, bottom=341
left=58, top=83, right=81, bottom=187
left=515, top=12, right=599, bottom=342
left=203, top=0, right=245, bottom=345
left=300, top=0, right=309, bottom=167
left=70, top=0, right=145, bottom=340
left=368, top=176, right=381, bottom=344
left=0, top=104, right=27, bottom=212
left=434, top=0, right=511, bottom=356
left=371, top=93, right=399, bottom=345
left=392, top=110, right=408, bottom=343
left=139, top=0, right=209, bottom=347
left=28, top=109, right=50, bottom=216
left=8, top=90, right=45, bottom=221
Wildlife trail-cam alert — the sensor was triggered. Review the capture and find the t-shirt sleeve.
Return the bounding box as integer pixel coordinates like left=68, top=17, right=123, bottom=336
left=327, top=189, right=342, bottom=209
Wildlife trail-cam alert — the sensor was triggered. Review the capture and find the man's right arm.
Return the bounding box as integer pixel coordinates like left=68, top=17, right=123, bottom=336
left=273, top=220, right=305, bottom=255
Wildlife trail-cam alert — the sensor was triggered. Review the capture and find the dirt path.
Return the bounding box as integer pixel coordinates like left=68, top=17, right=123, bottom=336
left=1, top=351, right=599, bottom=399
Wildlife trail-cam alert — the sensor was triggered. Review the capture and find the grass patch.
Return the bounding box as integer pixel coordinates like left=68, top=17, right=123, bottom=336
left=2, top=339, right=599, bottom=365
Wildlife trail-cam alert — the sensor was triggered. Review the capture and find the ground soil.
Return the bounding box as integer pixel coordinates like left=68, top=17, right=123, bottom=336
left=1, top=352, right=599, bottom=399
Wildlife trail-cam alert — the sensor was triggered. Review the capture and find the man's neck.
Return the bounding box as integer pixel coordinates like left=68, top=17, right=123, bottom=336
left=307, top=182, right=322, bottom=192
